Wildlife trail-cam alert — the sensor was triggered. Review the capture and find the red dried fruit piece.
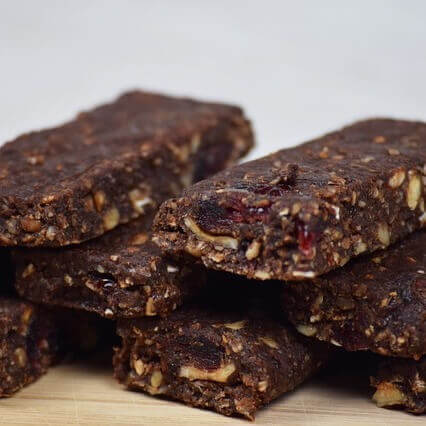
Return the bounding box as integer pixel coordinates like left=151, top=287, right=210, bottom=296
left=225, top=202, right=271, bottom=224
left=296, top=220, right=316, bottom=257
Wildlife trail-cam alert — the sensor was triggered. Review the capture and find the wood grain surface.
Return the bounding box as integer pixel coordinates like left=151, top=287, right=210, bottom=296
left=0, top=354, right=422, bottom=425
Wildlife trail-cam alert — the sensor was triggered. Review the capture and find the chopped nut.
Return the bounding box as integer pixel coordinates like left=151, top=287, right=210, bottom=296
left=377, top=223, right=390, bottom=246
left=292, top=270, right=316, bottom=278
left=21, top=307, right=33, bottom=325
left=291, top=202, right=302, bottom=215
left=14, top=347, right=27, bottom=367
left=258, top=380, right=268, bottom=392
left=330, top=205, right=340, bottom=220
left=373, top=382, right=407, bottom=407
left=296, top=324, right=317, bottom=337
left=167, top=265, right=179, bottom=273
left=184, top=217, right=238, bottom=249
left=406, top=172, right=422, bottom=210
left=145, top=298, right=156, bottom=316
left=45, top=226, right=57, bottom=240
left=22, top=263, right=35, bottom=278
left=20, top=218, right=41, bottom=233
left=185, top=241, right=205, bottom=257
left=245, top=240, right=261, bottom=260
left=354, top=240, right=367, bottom=255
left=104, top=308, right=114, bottom=317
left=64, top=274, right=73, bottom=285
left=179, top=362, right=236, bottom=383
left=387, top=148, right=400, bottom=156
left=129, top=188, right=153, bottom=213
left=253, top=270, right=271, bottom=280
left=388, top=169, right=405, bottom=188
left=93, top=191, right=106, bottom=212
left=373, top=135, right=386, bottom=144
left=103, top=207, right=120, bottom=230
left=223, top=320, right=246, bottom=330
left=133, top=359, right=148, bottom=376
left=150, top=370, right=163, bottom=388
left=6, top=219, right=17, bottom=235
left=258, top=336, right=278, bottom=349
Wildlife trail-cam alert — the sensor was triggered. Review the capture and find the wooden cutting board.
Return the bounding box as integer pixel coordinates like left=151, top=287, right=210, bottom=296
left=0, top=355, right=422, bottom=425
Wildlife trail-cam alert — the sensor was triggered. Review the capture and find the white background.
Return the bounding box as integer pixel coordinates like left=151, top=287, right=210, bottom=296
left=1, top=0, right=426, bottom=159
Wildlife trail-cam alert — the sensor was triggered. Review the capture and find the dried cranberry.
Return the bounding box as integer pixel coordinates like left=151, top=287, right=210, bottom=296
left=225, top=203, right=270, bottom=224
left=296, top=220, right=316, bottom=257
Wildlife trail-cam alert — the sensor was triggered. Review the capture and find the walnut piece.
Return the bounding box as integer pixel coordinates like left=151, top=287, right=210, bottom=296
left=373, top=382, right=407, bottom=407
left=184, top=217, right=238, bottom=250
left=179, top=362, right=236, bottom=383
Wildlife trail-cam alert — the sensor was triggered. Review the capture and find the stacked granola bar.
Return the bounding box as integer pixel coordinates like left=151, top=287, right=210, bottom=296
left=0, top=90, right=253, bottom=395
left=3, top=91, right=425, bottom=418
left=153, top=118, right=425, bottom=415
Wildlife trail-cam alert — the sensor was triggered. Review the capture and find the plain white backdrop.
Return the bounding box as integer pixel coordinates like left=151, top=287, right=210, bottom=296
left=1, top=0, right=426, bottom=159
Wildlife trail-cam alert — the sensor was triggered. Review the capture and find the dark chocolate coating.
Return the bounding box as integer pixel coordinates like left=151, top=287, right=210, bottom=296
left=0, top=91, right=253, bottom=247
left=371, top=357, right=425, bottom=414
left=0, top=297, right=60, bottom=397
left=114, top=276, right=330, bottom=419
left=281, top=231, right=426, bottom=358
left=13, top=213, right=205, bottom=318
left=154, top=119, right=426, bottom=281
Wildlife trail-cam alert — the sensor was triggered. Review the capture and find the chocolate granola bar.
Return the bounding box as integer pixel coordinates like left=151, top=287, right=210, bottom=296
left=114, top=276, right=330, bottom=419
left=371, top=357, right=425, bottom=414
left=12, top=213, right=204, bottom=318
left=0, top=297, right=60, bottom=396
left=0, top=91, right=253, bottom=247
left=154, top=119, right=426, bottom=281
left=281, top=231, right=425, bottom=358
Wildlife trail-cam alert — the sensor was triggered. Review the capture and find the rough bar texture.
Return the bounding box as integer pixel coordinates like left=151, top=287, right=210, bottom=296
left=371, top=357, right=425, bottom=414
left=0, top=297, right=60, bottom=397
left=114, top=277, right=330, bottom=419
left=154, top=119, right=426, bottom=281
left=0, top=90, right=253, bottom=247
left=281, top=231, right=426, bottom=359
left=13, top=213, right=204, bottom=319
